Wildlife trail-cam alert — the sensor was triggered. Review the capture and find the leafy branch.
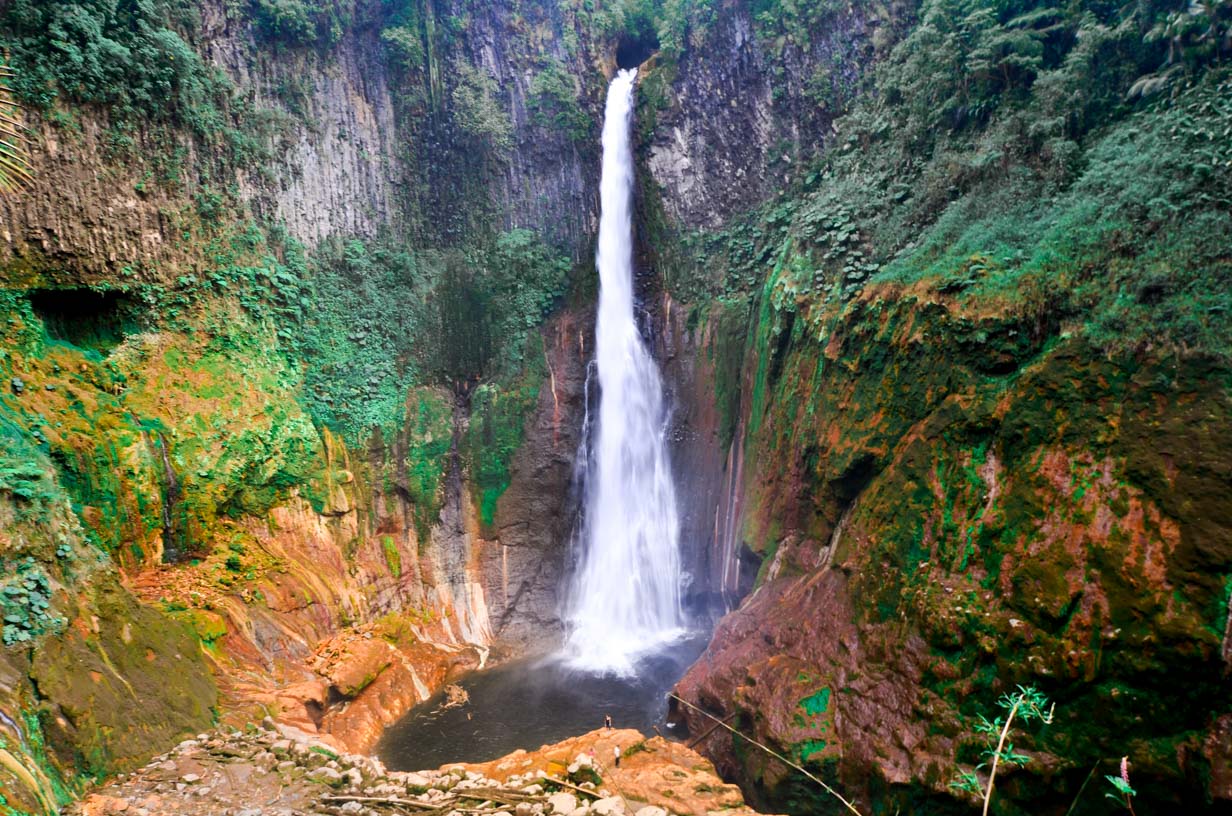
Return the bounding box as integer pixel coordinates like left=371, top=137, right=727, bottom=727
left=0, top=51, right=33, bottom=193
left=952, top=685, right=1054, bottom=816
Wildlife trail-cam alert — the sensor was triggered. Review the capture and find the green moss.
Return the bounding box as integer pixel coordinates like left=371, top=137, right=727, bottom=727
left=168, top=608, right=228, bottom=646
left=400, top=388, right=453, bottom=544
left=796, top=738, right=828, bottom=762
left=382, top=535, right=402, bottom=578
left=712, top=297, right=752, bottom=450
left=465, top=371, right=540, bottom=530
left=528, top=59, right=592, bottom=141
left=29, top=580, right=217, bottom=779
left=799, top=687, right=832, bottom=718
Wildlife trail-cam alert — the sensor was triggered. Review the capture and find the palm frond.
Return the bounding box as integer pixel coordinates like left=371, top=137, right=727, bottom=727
left=0, top=51, right=34, bottom=194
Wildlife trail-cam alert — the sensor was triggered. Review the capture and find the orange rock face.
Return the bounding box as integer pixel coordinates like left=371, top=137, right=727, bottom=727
left=458, top=728, right=780, bottom=816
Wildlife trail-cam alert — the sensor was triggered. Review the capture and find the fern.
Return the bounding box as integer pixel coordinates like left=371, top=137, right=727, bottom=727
left=0, top=51, right=33, bottom=193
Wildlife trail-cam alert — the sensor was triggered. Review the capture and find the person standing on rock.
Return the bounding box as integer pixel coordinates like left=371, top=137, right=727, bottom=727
left=604, top=714, right=613, bottom=729
left=613, top=745, right=621, bottom=768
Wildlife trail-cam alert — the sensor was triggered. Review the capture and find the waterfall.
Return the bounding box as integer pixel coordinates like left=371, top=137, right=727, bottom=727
left=564, top=68, right=685, bottom=675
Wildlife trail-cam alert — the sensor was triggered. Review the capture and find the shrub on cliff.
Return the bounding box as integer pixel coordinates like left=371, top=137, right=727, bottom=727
left=252, top=0, right=351, bottom=49
left=451, top=59, right=514, bottom=154
left=657, top=0, right=1232, bottom=355
left=1, top=0, right=231, bottom=136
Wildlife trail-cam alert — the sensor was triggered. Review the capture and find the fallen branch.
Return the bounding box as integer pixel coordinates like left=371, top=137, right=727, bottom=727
left=321, top=794, right=438, bottom=810
left=540, top=775, right=603, bottom=799
left=453, top=787, right=534, bottom=804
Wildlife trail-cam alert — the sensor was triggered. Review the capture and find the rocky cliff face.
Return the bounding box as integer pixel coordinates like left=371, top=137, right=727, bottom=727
left=480, top=309, right=591, bottom=649
left=636, top=2, right=1232, bottom=813
left=4, top=0, right=1226, bottom=814
left=0, top=0, right=605, bottom=276
left=667, top=282, right=1232, bottom=812
left=0, top=1, right=615, bottom=810
left=640, top=0, right=882, bottom=229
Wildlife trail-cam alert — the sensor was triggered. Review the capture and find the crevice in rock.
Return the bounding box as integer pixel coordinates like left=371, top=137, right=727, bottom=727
left=28, top=289, right=138, bottom=353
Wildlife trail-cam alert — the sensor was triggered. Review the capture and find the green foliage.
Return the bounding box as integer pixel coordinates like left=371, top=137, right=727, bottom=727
left=653, top=0, right=718, bottom=57
left=952, top=685, right=1054, bottom=814
left=381, top=534, right=402, bottom=577
left=623, top=740, right=650, bottom=757
left=465, top=373, right=540, bottom=528
left=528, top=60, right=591, bottom=141
left=251, top=0, right=350, bottom=48
left=799, top=687, right=832, bottom=717
left=0, top=408, right=60, bottom=520
left=1, top=0, right=234, bottom=139
left=297, top=238, right=429, bottom=444
left=428, top=230, right=570, bottom=381
left=1, top=558, right=65, bottom=646
left=566, top=763, right=603, bottom=788
left=381, top=24, right=425, bottom=72
left=665, top=0, right=1232, bottom=356
left=0, top=55, right=34, bottom=193
left=400, top=389, right=452, bottom=543
left=450, top=59, right=513, bottom=154
left=750, top=0, right=849, bottom=52
left=284, top=227, right=565, bottom=450
left=485, top=230, right=571, bottom=374
left=1136, top=0, right=1232, bottom=96
left=1105, top=765, right=1138, bottom=812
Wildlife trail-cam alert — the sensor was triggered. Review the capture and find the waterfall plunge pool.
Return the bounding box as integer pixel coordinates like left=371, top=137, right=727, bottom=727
left=376, top=633, right=711, bottom=771
left=376, top=68, right=719, bottom=776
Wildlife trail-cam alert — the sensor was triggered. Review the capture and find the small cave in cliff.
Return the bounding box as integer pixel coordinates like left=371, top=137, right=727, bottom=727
left=28, top=288, right=138, bottom=353
left=615, top=30, right=659, bottom=69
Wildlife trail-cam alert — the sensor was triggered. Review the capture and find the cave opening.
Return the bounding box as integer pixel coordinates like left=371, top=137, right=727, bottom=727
left=28, top=288, right=139, bottom=353
left=615, top=29, right=659, bottom=69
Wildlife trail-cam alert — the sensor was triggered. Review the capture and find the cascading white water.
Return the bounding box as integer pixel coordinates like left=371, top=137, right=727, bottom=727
left=564, top=68, right=685, bottom=675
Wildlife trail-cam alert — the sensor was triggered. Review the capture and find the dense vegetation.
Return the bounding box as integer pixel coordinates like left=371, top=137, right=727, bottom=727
left=296, top=230, right=568, bottom=443
left=635, top=0, right=1232, bottom=812
left=1, top=0, right=1229, bottom=812
left=653, top=0, right=1232, bottom=355
left=0, top=0, right=579, bottom=571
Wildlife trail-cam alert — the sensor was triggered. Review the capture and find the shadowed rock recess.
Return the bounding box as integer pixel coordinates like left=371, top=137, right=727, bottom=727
left=0, top=0, right=1229, bottom=815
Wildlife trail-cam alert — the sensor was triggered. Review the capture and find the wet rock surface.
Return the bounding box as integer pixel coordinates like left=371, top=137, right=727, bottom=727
left=672, top=291, right=1232, bottom=811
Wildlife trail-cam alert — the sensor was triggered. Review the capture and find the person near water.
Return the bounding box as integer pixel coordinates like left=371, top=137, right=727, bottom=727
left=604, top=714, right=613, bottom=729
left=614, top=745, right=621, bottom=768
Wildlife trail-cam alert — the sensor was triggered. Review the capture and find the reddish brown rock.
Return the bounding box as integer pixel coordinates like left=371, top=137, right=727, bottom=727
left=317, top=634, right=481, bottom=753
left=675, top=290, right=1232, bottom=812
left=459, top=728, right=778, bottom=816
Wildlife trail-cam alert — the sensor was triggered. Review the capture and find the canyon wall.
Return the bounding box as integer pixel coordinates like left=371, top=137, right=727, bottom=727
left=2, top=1, right=1227, bottom=815
left=0, top=1, right=616, bottom=811
left=639, top=1, right=1232, bottom=813
left=670, top=289, right=1232, bottom=813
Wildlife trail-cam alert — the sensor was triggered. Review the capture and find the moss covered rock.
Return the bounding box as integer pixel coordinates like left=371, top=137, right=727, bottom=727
left=29, top=580, right=216, bottom=779
left=676, top=279, right=1232, bottom=814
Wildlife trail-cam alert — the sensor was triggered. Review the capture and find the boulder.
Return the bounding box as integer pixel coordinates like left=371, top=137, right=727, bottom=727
left=546, top=792, right=577, bottom=814
left=591, top=798, right=624, bottom=815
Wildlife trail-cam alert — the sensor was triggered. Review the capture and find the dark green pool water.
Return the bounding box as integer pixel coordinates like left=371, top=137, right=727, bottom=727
left=376, top=634, right=710, bottom=771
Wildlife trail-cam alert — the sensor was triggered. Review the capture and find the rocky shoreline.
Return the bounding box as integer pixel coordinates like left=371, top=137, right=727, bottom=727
left=68, top=721, right=773, bottom=816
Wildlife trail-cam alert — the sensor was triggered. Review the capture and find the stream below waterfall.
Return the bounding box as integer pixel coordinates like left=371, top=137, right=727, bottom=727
left=376, top=633, right=710, bottom=771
